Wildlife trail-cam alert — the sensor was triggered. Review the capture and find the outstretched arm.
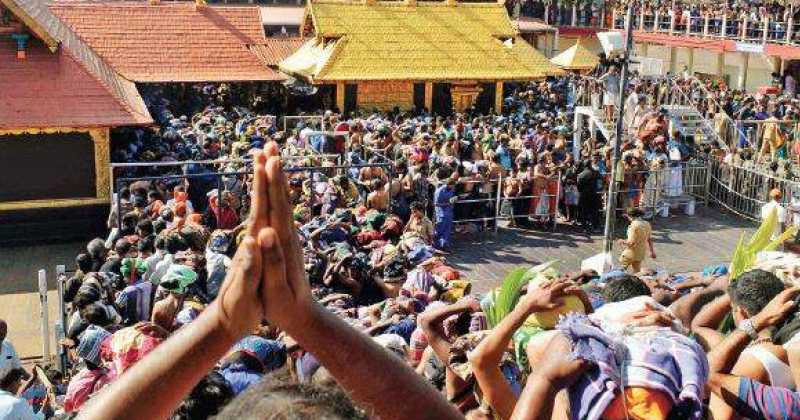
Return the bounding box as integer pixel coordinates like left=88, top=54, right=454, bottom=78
left=418, top=298, right=479, bottom=400
left=708, top=373, right=800, bottom=420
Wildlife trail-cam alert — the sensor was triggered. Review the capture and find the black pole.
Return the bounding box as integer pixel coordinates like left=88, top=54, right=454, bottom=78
left=602, top=5, right=635, bottom=254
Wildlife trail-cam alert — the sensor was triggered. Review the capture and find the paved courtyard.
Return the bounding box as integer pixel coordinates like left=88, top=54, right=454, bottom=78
left=0, top=206, right=753, bottom=358
left=448, top=207, right=755, bottom=294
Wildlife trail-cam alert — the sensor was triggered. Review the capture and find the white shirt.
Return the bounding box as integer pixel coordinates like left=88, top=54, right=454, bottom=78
left=0, top=341, right=21, bottom=385
left=143, top=251, right=165, bottom=283
left=786, top=74, right=796, bottom=96
left=149, top=254, right=174, bottom=285
left=761, top=200, right=787, bottom=240
left=0, top=389, right=44, bottom=420
left=788, top=197, right=800, bottom=228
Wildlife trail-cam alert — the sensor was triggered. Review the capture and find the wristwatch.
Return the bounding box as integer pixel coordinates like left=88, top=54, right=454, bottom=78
left=738, top=318, right=759, bottom=340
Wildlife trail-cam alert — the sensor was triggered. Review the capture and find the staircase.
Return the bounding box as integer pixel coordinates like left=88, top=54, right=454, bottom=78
left=574, top=106, right=618, bottom=145
left=661, top=105, right=723, bottom=149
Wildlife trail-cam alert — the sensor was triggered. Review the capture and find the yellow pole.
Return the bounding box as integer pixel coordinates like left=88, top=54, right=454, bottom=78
left=424, top=82, right=433, bottom=112
left=495, top=81, right=503, bottom=112
left=336, top=82, right=346, bottom=113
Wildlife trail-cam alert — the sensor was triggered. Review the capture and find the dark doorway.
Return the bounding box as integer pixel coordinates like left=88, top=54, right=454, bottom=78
left=432, top=83, right=452, bottom=116
left=0, top=132, right=96, bottom=202
left=344, top=84, right=358, bottom=114
left=475, top=83, right=496, bottom=114
left=289, top=84, right=335, bottom=113
left=413, top=83, right=426, bottom=112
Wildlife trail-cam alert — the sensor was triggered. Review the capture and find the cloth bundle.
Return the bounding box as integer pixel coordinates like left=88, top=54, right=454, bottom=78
left=556, top=311, right=708, bottom=420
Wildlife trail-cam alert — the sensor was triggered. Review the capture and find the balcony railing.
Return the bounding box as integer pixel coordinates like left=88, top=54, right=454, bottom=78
left=608, top=9, right=799, bottom=46
left=530, top=3, right=799, bottom=47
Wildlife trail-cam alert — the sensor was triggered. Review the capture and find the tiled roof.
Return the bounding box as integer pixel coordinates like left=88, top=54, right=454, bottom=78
left=0, top=0, right=152, bottom=129
left=280, top=1, right=563, bottom=82
left=551, top=39, right=599, bottom=70
left=50, top=1, right=285, bottom=82
left=249, top=37, right=306, bottom=66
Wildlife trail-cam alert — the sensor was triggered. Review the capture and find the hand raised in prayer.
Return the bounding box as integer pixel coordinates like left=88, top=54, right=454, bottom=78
left=247, top=143, right=313, bottom=331
left=753, top=286, right=800, bottom=332
left=214, top=143, right=312, bottom=337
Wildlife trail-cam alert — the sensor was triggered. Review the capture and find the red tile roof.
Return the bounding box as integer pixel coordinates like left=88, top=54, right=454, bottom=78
left=49, top=1, right=285, bottom=82
left=0, top=0, right=152, bottom=129
left=249, top=37, right=306, bottom=67
left=0, top=38, right=151, bottom=129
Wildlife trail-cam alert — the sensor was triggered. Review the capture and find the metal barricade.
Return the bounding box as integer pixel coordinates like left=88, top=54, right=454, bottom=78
left=496, top=176, right=562, bottom=231
left=283, top=115, right=325, bottom=133
left=792, top=21, right=800, bottom=44
left=735, top=119, right=800, bottom=160
left=113, top=169, right=252, bottom=229
left=444, top=178, right=502, bottom=230
left=726, top=19, right=742, bottom=38
left=768, top=20, right=787, bottom=41
left=706, top=158, right=800, bottom=221
left=708, top=17, right=723, bottom=37
left=610, top=163, right=708, bottom=217
left=110, top=157, right=253, bottom=203
left=286, top=161, right=396, bottom=215
left=674, top=15, right=687, bottom=33
left=282, top=152, right=342, bottom=167
left=55, top=265, right=74, bottom=373
left=642, top=14, right=656, bottom=31
left=687, top=16, right=704, bottom=35
left=657, top=14, right=671, bottom=32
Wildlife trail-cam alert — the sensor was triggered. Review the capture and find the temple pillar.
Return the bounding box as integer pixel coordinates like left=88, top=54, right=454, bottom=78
left=90, top=128, right=111, bottom=200
left=495, top=81, right=503, bottom=113
left=336, top=82, right=345, bottom=113
left=424, top=82, right=433, bottom=112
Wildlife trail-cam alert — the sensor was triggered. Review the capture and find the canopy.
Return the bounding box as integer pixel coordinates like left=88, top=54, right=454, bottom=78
left=550, top=40, right=599, bottom=71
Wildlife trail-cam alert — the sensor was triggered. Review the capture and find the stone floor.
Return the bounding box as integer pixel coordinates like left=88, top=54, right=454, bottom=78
left=447, top=207, right=755, bottom=294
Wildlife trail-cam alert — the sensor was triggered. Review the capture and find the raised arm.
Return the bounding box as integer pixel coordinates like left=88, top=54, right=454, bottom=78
left=470, top=281, right=579, bottom=420
left=708, top=373, right=800, bottom=420
left=707, top=287, right=799, bottom=374
left=78, top=151, right=280, bottom=420
left=257, top=148, right=462, bottom=420
left=510, top=334, right=590, bottom=420
left=690, top=293, right=732, bottom=351
left=418, top=298, right=479, bottom=400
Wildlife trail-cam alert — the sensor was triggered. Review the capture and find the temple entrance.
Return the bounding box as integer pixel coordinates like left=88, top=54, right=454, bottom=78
left=451, top=84, right=483, bottom=112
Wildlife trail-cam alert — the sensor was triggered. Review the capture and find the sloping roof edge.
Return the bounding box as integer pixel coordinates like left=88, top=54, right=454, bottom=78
left=0, top=0, right=58, bottom=51
left=3, top=0, right=153, bottom=126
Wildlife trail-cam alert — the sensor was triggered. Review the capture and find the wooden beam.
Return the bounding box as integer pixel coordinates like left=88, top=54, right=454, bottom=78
left=336, top=82, right=346, bottom=113
left=424, top=82, right=433, bottom=113
left=0, top=0, right=59, bottom=52
left=495, top=81, right=503, bottom=113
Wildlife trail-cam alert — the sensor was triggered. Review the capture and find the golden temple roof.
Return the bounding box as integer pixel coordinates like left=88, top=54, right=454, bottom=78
left=280, top=0, right=563, bottom=82
left=550, top=39, right=599, bottom=71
